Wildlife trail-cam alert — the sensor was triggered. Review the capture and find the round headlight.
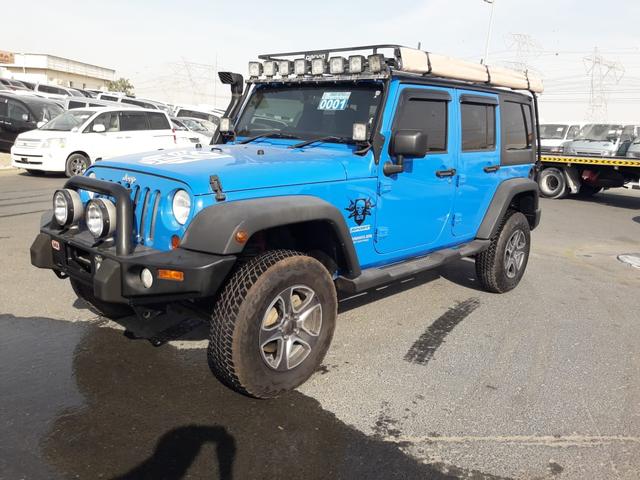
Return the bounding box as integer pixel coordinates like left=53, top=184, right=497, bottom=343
left=85, top=198, right=116, bottom=238
left=172, top=189, right=191, bottom=225
left=53, top=189, right=83, bottom=227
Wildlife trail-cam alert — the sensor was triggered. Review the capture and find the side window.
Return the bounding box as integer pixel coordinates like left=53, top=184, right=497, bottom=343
left=566, top=125, right=580, bottom=140
left=7, top=100, right=30, bottom=122
left=101, top=95, right=119, bottom=102
left=68, top=100, right=85, bottom=109
left=461, top=102, right=496, bottom=151
left=503, top=101, right=532, bottom=150
left=87, top=112, right=120, bottom=132
left=120, top=111, right=148, bottom=131
left=394, top=96, right=448, bottom=153
left=147, top=112, right=170, bottom=130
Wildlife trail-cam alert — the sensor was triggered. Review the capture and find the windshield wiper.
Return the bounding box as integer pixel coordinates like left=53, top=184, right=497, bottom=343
left=238, top=132, right=299, bottom=144
left=289, top=136, right=347, bottom=149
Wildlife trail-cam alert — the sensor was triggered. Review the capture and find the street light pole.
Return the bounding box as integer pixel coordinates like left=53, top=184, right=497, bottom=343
left=482, top=0, right=496, bottom=65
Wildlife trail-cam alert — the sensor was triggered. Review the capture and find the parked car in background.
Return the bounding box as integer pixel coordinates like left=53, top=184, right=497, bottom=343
left=539, top=123, right=584, bottom=154
left=64, top=97, right=131, bottom=110
left=174, top=105, right=222, bottom=124
left=170, top=117, right=212, bottom=145
left=33, top=84, right=83, bottom=102
left=563, top=124, right=640, bottom=157
left=0, top=93, right=64, bottom=151
left=625, top=137, right=640, bottom=159
left=97, top=93, right=171, bottom=113
left=0, top=78, right=32, bottom=92
left=11, top=107, right=176, bottom=176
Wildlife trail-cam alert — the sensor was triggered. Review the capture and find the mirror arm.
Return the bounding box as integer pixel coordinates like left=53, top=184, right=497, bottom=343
left=383, top=154, right=405, bottom=176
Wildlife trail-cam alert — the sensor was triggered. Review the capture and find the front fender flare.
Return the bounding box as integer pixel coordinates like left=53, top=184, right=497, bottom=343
left=180, top=195, right=361, bottom=278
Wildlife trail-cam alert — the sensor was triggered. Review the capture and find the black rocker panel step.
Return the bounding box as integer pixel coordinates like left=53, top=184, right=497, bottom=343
left=335, top=239, right=489, bottom=294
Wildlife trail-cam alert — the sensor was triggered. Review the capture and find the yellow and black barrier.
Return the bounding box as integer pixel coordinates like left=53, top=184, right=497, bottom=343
left=541, top=155, right=640, bottom=168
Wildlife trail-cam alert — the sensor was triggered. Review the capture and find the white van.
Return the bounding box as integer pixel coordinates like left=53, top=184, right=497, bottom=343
left=10, top=107, right=176, bottom=176
left=34, top=84, right=82, bottom=102
left=539, top=123, right=584, bottom=154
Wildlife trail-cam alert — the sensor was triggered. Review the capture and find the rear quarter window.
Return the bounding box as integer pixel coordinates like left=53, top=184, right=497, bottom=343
left=503, top=101, right=533, bottom=150
left=147, top=112, right=170, bottom=130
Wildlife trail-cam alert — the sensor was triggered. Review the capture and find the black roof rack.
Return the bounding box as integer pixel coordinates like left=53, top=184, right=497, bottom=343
left=258, top=44, right=405, bottom=61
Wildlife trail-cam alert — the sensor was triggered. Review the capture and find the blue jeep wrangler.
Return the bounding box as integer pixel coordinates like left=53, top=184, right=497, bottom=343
left=31, top=45, right=542, bottom=398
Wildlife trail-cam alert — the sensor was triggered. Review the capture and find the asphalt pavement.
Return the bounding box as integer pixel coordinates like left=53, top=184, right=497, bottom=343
left=1, top=168, right=639, bottom=479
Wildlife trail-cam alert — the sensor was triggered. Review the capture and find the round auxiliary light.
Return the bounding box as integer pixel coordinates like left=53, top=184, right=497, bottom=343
left=172, top=189, right=191, bottom=225
left=85, top=198, right=116, bottom=239
left=140, top=268, right=153, bottom=289
left=53, top=189, right=83, bottom=227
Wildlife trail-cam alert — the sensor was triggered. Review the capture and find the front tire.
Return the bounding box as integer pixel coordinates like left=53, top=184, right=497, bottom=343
left=70, top=278, right=133, bottom=319
left=65, top=153, right=90, bottom=177
left=538, top=167, right=567, bottom=199
left=208, top=250, right=337, bottom=398
left=475, top=210, right=531, bottom=293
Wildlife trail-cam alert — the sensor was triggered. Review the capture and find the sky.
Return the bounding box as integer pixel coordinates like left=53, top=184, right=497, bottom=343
left=3, top=0, right=640, bottom=122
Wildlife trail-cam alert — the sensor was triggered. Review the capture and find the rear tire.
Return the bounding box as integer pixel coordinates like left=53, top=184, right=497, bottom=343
left=538, top=167, right=567, bottom=199
left=70, top=278, right=133, bottom=319
left=208, top=250, right=337, bottom=398
left=65, top=153, right=90, bottom=177
left=475, top=210, right=531, bottom=293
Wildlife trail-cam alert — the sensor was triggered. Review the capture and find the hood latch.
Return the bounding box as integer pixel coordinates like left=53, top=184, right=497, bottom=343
left=209, top=175, right=226, bottom=202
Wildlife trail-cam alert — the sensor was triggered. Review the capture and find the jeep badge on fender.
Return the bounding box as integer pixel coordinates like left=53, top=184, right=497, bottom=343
left=30, top=45, right=542, bottom=398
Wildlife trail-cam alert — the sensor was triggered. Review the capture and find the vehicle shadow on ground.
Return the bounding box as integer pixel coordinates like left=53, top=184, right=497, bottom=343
left=570, top=191, right=640, bottom=210
left=633, top=215, right=640, bottom=224
left=0, top=315, right=506, bottom=480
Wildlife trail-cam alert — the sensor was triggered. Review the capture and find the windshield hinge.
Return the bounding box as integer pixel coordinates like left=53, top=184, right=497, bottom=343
left=209, top=175, right=226, bottom=201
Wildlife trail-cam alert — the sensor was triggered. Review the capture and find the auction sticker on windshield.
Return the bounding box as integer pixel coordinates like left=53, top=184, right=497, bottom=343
left=318, top=92, right=351, bottom=111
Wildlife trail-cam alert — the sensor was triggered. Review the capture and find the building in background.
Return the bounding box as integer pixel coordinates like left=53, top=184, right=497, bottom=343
left=0, top=51, right=114, bottom=90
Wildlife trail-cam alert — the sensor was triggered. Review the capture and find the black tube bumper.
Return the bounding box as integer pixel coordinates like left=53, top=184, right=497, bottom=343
left=31, top=230, right=237, bottom=306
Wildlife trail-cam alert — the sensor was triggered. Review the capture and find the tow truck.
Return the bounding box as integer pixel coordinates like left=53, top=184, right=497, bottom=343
left=537, top=154, right=640, bottom=198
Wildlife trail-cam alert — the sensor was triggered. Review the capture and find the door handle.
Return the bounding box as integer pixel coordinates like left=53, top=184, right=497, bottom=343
left=483, top=165, right=500, bottom=173
left=435, top=168, right=456, bottom=178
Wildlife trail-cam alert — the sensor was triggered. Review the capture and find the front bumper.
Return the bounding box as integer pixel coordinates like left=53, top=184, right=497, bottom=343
left=31, top=229, right=236, bottom=305
left=11, top=147, right=65, bottom=172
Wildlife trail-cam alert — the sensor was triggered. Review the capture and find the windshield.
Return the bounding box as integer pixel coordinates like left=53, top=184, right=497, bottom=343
left=40, top=110, right=93, bottom=131
left=575, top=124, right=624, bottom=142
left=235, top=83, right=383, bottom=142
left=540, top=124, right=568, bottom=140
left=182, top=118, right=213, bottom=132
left=33, top=102, right=64, bottom=122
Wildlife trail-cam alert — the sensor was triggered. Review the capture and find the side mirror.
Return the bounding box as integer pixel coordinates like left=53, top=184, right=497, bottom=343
left=36, top=121, right=46, bottom=128
left=92, top=123, right=106, bottom=133
left=21, top=113, right=30, bottom=122
left=384, top=130, right=428, bottom=176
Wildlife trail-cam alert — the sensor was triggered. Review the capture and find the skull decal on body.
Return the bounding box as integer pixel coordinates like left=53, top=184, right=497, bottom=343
left=345, top=198, right=375, bottom=226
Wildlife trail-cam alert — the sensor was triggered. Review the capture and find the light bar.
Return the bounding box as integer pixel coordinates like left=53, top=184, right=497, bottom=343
left=278, top=60, right=293, bottom=76
left=263, top=60, right=277, bottom=77
left=349, top=55, right=365, bottom=74
left=248, top=62, right=263, bottom=78
left=329, top=56, right=347, bottom=74
left=294, top=59, right=310, bottom=76
left=367, top=54, right=385, bottom=73
left=311, top=58, right=326, bottom=76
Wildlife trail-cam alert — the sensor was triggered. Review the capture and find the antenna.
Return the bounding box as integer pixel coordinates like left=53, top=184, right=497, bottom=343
left=583, top=47, right=624, bottom=122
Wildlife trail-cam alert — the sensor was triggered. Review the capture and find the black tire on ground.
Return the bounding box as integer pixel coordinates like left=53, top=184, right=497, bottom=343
left=475, top=210, right=531, bottom=294
left=65, top=153, right=90, bottom=177
left=208, top=250, right=337, bottom=399
left=538, top=167, right=568, bottom=199
left=577, top=184, right=602, bottom=197
left=70, top=278, right=133, bottom=319
left=25, top=169, right=46, bottom=176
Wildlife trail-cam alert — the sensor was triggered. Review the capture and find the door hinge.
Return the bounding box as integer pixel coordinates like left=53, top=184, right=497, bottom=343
left=377, top=182, right=392, bottom=195
left=452, top=213, right=462, bottom=226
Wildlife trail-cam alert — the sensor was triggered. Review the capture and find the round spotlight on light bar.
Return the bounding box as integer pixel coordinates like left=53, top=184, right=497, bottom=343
left=53, top=189, right=83, bottom=227
left=278, top=60, right=293, bottom=77
left=349, top=55, right=366, bottom=74
left=248, top=62, right=263, bottom=78
left=294, top=59, right=310, bottom=76
left=367, top=54, right=385, bottom=73
left=311, top=58, right=326, bottom=76
left=329, top=56, right=347, bottom=75
left=263, top=61, right=278, bottom=77
left=85, top=198, right=116, bottom=239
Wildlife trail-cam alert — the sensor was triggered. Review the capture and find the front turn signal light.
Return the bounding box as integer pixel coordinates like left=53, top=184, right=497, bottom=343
left=157, top=269, right=184, bottom=282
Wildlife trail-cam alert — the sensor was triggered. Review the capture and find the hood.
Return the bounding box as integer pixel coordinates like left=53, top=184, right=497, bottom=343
left=93, top=144, right=359, bottom=195
left=17, top=129, right=75, bottom=141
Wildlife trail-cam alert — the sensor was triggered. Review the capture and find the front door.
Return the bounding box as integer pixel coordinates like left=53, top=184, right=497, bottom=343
left=374, top=85, right=457, bottom=254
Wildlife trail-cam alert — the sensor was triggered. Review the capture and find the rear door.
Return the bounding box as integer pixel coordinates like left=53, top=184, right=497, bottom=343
left=144, top=112, right=175, bottom=150
left=451, top=91, right=501, bottom=238
left=118, top=110, right=152, bottom=154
